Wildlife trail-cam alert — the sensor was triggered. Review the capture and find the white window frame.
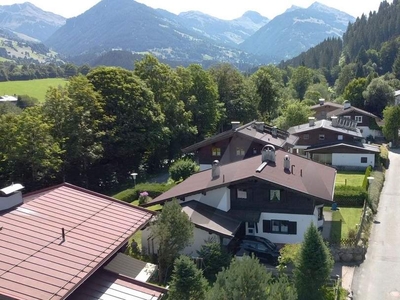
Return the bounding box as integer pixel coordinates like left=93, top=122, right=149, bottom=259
left=212, top=147, right=221, bottom=156
left=355, top=116, right=363, bottom=123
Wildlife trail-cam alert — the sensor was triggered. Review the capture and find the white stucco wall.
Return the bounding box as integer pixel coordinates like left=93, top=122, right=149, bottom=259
left=358, top=126, right=383, bottom=138
left=184, top=188, right=230, bottom=212
left=332, top=153, right=374, bottom=168
left=252, top=212, right=318, bottom=244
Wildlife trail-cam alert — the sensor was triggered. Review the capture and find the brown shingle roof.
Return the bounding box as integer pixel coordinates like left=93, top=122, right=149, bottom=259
left=0, top=183, right=154, bottom=300
left=310, top=101, right=343, bottom=110
left=326, top=106, right=380, bottom=119
left=144, top=150, right=336, bottom=207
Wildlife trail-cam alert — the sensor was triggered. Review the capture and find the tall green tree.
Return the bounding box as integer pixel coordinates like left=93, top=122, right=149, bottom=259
left=251, top=67, right=280, bottom=120
left=294, top=223, right=334, bottom=300
left=87, top=67, right=164, bottom=185
left=185, top=64, right=223, bottom=139
left=168, top=255, right=208, bottom=300
left=150, top=199, right=194, bottom=284
left=335, top=63, right=356, bottom=96
left=275, top=101, right=314, bottom=130
left=393, top=52, right=400, bottom=80
left=343, top=77, right=368, bottom=108
left=289, top=66, right=313, bottom=100
left=134, top=55, right=196, bottom=167
left=363, top=77, right=395, bottom=116
left=382, top=105, right=400, bottom=146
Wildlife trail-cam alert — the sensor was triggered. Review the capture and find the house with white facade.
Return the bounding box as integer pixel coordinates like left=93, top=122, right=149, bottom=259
left=141, top=146, right=336, bottom=256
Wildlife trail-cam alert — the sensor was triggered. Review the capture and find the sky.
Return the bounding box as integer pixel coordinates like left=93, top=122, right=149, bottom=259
left=0, top=0, right=392, bottom=20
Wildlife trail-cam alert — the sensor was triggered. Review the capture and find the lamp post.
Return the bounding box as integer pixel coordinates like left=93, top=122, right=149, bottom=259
left=131, top=172, right=138, bottom=187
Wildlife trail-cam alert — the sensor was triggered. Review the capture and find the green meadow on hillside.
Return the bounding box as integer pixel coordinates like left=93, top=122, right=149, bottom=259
left=0, top=78, right=67, bottom=102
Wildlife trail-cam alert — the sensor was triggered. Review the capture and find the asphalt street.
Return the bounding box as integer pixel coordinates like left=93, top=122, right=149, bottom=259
left=352, top=148, right=400, bottom=299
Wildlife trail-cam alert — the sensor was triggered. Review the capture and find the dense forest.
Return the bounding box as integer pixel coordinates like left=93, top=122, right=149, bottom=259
left=0, top=0, right=400, bottom=193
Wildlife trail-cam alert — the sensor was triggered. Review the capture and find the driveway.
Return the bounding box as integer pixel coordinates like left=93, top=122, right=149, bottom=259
left=352, top=148, right=400, bottom=299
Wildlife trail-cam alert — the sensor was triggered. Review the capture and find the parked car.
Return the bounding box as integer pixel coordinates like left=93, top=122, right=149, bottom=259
left=236, top=235, right=280, bottom=265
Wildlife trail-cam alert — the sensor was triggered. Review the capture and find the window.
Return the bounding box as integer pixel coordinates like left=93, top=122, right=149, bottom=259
left=355, top=116, right=363, bottom=123
left=319, top=134, right=325, bottom=141
left=361, top=157, right=368, bottom=163
left=318, top=207, right=323, bottom=220
left=338, top=135, right=343, bottom=140
left=247, top=222, right=258, bottom=234
left=263, top=220, right=297, bottom=234
left=253, top=148, right=258, bottom=154
left=303, top=133, right=309, bottom=140
left=343, top=116, right=351, bottom=119
left=212, top=147, right=221, bottom=156
left=236, top=147, right=245, bottom=156
left=270, top=190, right=280, bottom=201
left=237, top=189, right=247, bottom=199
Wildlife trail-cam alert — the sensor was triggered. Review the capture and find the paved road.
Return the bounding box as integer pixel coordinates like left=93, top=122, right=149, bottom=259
left=352, top=149, right=400, bottom=299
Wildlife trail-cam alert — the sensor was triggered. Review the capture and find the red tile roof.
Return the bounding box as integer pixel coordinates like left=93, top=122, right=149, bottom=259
left=0, top=183, right=154, bottom=300
left=69, top=269, right=166, bottom=300
left=144, top=149, right=336, bottom=207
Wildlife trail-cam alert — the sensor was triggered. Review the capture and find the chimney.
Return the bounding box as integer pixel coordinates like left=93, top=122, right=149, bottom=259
left=308, top=117, right=315, bottom=127
left=0, top=183, right=24, bottom=211
left=255, top=121, right=265, bottom=132
left=262, top=145, right=276, bottom=163
left=284, top=155, right=290, bottom=171
left=319, top=98, right=325, bottom=106
left=343, top=100, right=351, bottom=109
left=212, top=160, right=220, bottom=179
left=331, top=116, right=338, bottom=127
left=271, top=126, right=277, bottom=138
left=231, top=121, right=240, bottom=130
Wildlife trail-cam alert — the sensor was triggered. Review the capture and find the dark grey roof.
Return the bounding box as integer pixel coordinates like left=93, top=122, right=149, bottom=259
left=181, top=201, right=242, bottom=237
left=305, top=142, right=380, bottom=153
left=287, top=119, right=362, bottom=138
left=327, top=106, right=379, bottom=119
left=310, top=101, right=343, bottom=110
left=182, top=121, right=298, bottom=153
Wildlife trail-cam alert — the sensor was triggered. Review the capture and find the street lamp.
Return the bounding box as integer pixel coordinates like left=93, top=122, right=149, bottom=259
left=131, top=172, right=138, bottom=187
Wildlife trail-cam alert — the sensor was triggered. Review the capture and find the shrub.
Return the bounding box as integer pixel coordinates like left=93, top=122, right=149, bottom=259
left=138, top=191, right=150, bottom=205
left=169, top=158, right=200, bottom=182
left=368, top=168, right=385, bottom=213
left=334, top=185, right=367, bottom=207
left=362, top=165, right=373, bottom=190
left=379, top=145, right=389, bottom=168
left=113, top=182, right=176, bottom=203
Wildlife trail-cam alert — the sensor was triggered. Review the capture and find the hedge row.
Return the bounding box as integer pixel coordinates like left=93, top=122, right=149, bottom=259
left=334, top=185, right=367, bottom=207
left=379, top=145, right=389, bottom=168
left=362, top=165, right=373, bottom=191
left=113, top=182, right=176, bottom=203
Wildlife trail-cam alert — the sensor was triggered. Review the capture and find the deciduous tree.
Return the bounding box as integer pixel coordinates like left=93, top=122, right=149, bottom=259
left=382, top=105, right=400, bottom=145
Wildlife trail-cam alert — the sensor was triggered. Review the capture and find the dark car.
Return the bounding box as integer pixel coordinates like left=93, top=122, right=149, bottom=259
left=237, top=235, right=280, bottom=265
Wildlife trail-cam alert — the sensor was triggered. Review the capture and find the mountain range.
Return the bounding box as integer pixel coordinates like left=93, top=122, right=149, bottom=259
left=0, top=0, right=356, bottom=67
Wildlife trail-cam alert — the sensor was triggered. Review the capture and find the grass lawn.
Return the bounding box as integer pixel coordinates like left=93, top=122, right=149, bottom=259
left=329, top=207, right=363, bottom=242
left=0, top=78, right=67, bottom=102
left=335, top=171, right=365, bottom=187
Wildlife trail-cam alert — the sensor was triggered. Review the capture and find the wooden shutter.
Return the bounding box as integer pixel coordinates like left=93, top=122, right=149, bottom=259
left=263, top=220, right=271, bottom=233
left=288, top=222, right=297, bottom=235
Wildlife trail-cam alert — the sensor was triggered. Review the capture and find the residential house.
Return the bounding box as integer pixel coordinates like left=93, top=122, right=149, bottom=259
left=288, top=116, right=380, bottom=169
left=0, top=183, right=167, bottom=300
left=142, top=146, right=336, bottom=255
left=311, top=99, right=382, bottom=139
left=0, top=95, right=18, bottom=104
left=182, top=120, right=298, bottom=170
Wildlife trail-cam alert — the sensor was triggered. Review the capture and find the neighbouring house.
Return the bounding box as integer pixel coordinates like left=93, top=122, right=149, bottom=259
left=395, top=90, right=400, bottom=105
left=288, top=116, right=380, bottom=169
left=0, top=183, right=167, bottom=300
left=311, top=99, right=382, bottom=139
left=141, top=146, right=336, bottom=256
left=0, top=95, right=18, bottom=103
left=182, top=120, right=299, bottom=170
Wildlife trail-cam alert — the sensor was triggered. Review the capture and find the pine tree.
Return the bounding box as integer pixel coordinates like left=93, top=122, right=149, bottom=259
left=294, top=223, right=334, bottom=300
left=393, top=53, right=400, bottom=80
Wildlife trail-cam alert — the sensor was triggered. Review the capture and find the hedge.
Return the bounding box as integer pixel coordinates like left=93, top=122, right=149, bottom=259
left=379, top=145, right=389, bottom=168
left=362, top=165, right=373, bottom=191
left=113, top=182, right=176, bottom=203
left=334, top=185, right=367, bottom=207
left=169, top=158, right=199, bottom=181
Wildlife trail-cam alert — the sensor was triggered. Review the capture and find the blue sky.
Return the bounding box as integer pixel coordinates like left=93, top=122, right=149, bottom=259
left=1, top=0, right=392, bottom=20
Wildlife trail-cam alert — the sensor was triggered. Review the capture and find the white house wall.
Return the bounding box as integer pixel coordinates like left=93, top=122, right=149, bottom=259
left=253, top=212, right=318, bottom=244
left=184, top=188, right=230, bottom=212
left=358, top=126, right=382, bottom=139
left=332, top=153, right=374, bottom=168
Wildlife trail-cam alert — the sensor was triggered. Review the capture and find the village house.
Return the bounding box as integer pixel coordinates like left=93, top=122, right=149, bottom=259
left=182, top=120, right=298, bottom=170
left=142, top=146, right=336, bottom=256
left=0, top=183, right=166, bottom=300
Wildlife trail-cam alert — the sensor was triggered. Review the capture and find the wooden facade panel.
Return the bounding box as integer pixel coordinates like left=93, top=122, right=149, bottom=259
left=339, top=111, right=371, bottom=127
left=230, top=181, right=314, bottom=215
left=295, top=128, right=357, bottom=146
left=313, top=105, right=339, bottom=120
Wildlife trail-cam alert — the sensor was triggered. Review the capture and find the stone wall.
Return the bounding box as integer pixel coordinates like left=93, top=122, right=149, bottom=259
left=331, top=246, right=367, bottom=263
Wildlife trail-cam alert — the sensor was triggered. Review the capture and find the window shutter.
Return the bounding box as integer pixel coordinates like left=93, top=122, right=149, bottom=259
left=263, top=220, right=271, bottom=233
left=288, top=222, right=297, bottom=235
